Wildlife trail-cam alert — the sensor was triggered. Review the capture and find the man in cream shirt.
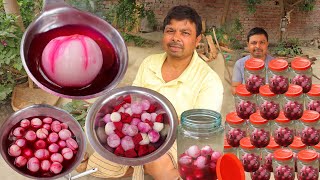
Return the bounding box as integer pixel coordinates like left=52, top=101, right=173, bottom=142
left=87, top=5, right=223, bottom=180
left=132, top=5, right=223, bottom=179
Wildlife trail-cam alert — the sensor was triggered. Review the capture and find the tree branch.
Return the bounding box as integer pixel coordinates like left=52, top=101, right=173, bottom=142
left=289, top=0, right=304, bottom=7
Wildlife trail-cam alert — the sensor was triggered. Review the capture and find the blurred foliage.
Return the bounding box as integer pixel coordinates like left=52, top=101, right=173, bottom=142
left=246, top=0, right=317, bottom=13
left=0, top=0, right=41, bottom=103
left=61, top=100, right=91, bottom=128
left=274, top=38, right=303, bottom=57
left=206, top=18, right=244, bottom=49
left=106, top=0, right=157, bottom=32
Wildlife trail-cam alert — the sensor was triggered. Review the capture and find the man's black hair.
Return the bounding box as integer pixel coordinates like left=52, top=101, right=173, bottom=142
left=163, top=5, right=202, bottom=37
left=247, top=27, right=269, bottom=42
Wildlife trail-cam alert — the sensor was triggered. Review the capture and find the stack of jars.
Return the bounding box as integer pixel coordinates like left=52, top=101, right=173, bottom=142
left=228, top=57, right=320, bottom=179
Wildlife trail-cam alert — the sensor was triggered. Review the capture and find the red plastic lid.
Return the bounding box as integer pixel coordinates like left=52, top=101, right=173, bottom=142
left=226, top=112, right=245, bottom=124
left=269, top=59, right=289, bottom=71
left=245, top=58, right=265, bottom=71
left=240, top=137, right=255, bottom=149
left=291, top=57, right=311, bottom=71
left=285, top=84, right=303, bottom=97
left=289, top=137, right=307, bottom=149
left=259, top=85, right=276, bottom=97
left=297, top=149, right=318, bottom=162
left=224, top=138, right=232, bottom=149
left=267, top=137, right=281, bottom=150
left=217, top=153, right=245, bottom=180
left=249, top=112, right=268, bottom=125
left=275, top=111, right=290, bottom=123
left=235, top=84, right=252, bottom=97
left=300, top=110, right=320, bottom=123
left=274, top=149, right=293, bottom=161
left=314, top=142, right=320, bottom=150
left=307, top=84, right=320, bottom=97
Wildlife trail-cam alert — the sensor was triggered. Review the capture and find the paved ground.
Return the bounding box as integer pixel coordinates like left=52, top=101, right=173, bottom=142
left=0, top=31, right=320, bottom=179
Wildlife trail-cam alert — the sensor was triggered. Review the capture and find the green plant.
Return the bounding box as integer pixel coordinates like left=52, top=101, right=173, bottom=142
left=121, top=32, right=156, bottom=47
left=106, top=0, right=156, bottom=32
left=61, top=100, right=91, bottom=128
left=299, top=0, right=317, bottom=11
left=0, top=0, right=41, bottom=103
left=246, top=0, right=263, bottom=13
left=206, top=18, right=244, bottom=50
left=274, top=38, right=303, bottom=57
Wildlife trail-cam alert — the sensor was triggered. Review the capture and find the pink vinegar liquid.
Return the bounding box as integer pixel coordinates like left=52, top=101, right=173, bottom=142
left=27, top=25, right=120, bottom=96
left=6, top=116, right=77, bottom=178
left=178, top=161, right=217, bottom=180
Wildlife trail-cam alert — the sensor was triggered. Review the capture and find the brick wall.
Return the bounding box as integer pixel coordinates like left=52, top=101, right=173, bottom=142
left=142, top=0, right=320, bottom=43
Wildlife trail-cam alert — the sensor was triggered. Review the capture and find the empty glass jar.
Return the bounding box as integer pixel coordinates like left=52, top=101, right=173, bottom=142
left=244, top=58, right=266, bottom=94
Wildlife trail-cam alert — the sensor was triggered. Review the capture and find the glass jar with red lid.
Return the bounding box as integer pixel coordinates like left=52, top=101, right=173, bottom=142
left=234, top=84, right=257, bottom=120
left=273, top=149, right=295, bottom=180
left=244, top=58, right=266, bottom=94
left=248, top=112, right=271, bottom=148
left=305, top=84, right=320, bottom=113
left=283, top=84, right=304, bottom=120
left=224, top=137, right=237, bottom=157
left=312, top=142, right=320, bottom=172
left=296, top=110, right=320, bottom=146
left=297, top=149, right=319, bottom=180
left=239, top=137, right=260, bottom=172
left=261, top=137, right=281, bottom=172
left=290, top=57, right=312, bottom=93
left=289, top=136, right=307, bottom=172
left=258, top=84, right=281, bottom=120
left=225, top=112, right=247, bottom=147
left=272, top=111, right=295, bottom=147
left=268, top=58, right=290, bottom=94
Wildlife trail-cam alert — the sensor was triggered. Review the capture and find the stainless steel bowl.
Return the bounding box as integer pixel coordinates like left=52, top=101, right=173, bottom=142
left=0, top=104, right=86, bottom=179
left=85, top=86, right=178, bottom=166
left=20, top=0, right=128, bottom=99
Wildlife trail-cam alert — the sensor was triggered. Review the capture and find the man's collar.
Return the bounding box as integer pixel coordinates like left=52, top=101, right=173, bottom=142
left=148, top=51, right=199, bottom=83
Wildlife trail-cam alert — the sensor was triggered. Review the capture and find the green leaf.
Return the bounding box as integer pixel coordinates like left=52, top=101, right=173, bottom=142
left=6, top=40, right=15, bottom=47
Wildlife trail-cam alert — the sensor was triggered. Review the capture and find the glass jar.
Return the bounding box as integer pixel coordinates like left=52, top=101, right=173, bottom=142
left=244, top=58, right=266, bottom=94
left=305, top=84, right=320, bottom=113
left=239, top=137, right=261, bottom=172
left=225, top=112, right=247, bottom=147
left=312, top=142, right=320, bottom=172
left=297, top=149, right=319, bottom=180
left=273, top=149, right=295, bottom=180
left=283, top=84, right=304, bottom=120
left=258, top=84, right=281, bottom=120
left=272, top=111, right=295, bottom=147
left=177, top=109, right=224, bottom=180
left=268, top=58, right=290, bottom=94
left=296, top=110, right=320, bottom=146
left=250, top=165, right=271, bottom=180
left=291, top=57, right=312, bottom=93
left=234, top=84, right=257, bottom=120
left=249, top=112, right=271, bottom=148
left=224, top=137, right=237, bottom=157
left=262, top=137, right=281, bottom=172
left=289, top=136, right=307, bottom=172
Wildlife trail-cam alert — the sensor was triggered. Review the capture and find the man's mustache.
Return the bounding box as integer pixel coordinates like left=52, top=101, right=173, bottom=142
left=168, top=42, right=183, bottom=48
left=254, top=48, right=262, bottom=52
